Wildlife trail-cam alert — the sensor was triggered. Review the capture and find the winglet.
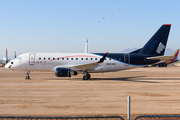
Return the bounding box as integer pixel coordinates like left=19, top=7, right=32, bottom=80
left=173, top=49, right=179, bottom=57
left=98, top=52, right=108, bottom=63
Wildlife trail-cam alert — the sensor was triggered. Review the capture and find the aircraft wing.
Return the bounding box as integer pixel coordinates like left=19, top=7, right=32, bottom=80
left=147, top=56, right=174, bottom=61
left=68, top=62, right=100, bottom=71
left=54, top=52, right=108, bottom=71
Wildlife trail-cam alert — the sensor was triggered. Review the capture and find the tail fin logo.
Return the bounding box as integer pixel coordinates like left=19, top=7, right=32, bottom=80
left=156, top=42, right=165, bottom=54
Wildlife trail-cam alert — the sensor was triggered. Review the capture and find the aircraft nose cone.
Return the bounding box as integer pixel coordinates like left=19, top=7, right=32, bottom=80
left=5, top=64, right=8, bottom=69
left=5, top=63, right=11, bottom=69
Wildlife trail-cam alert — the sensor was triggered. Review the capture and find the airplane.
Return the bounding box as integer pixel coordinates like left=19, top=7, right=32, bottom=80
left=0, top=57, right=6, bottom=66
left=0, top=49, right=17, bottom=67
left=154, top=49, right=179, bottom=67
left=0, top=49, right=9, bottom=66
left=5, top=24, right=171, bottom=80
left=164, top=49, right=179, bottom=64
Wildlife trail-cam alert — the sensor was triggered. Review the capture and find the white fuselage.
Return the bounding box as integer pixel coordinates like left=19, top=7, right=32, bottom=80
left=5, top=53, right=137, bottom=73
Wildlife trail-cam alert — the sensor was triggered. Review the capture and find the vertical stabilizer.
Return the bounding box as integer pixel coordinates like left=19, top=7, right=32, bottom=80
left=85, top=39, right=88, bottom=53
left=14, top=51, right=16, bottom=58
left=139, top=24, right=171, bottom=56
left=6, top=49, right=8, bottom=63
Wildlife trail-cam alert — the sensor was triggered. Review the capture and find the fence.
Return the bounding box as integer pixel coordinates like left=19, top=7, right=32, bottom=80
left=2, top=115, right=180, bottom=120
left=135, top=115, right=180, bottom=120
left=0, top=116, right=124, bottom=120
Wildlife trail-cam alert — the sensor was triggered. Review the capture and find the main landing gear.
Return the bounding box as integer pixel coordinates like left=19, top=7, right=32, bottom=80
left=24, top=71, right=30, bottom=79
left=83, top=71, right=91, bottom=80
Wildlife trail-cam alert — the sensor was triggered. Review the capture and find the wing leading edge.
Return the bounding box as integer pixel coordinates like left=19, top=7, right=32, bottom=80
left=54, top=52, right=108, bottom=71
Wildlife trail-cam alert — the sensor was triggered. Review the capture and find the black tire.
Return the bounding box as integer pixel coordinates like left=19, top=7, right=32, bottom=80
left=83, top=74, right=91, bottom=80
left=83, top=75, right=88, bottom=80
left=87, top=74, right=91, bottom=79
left=25, top=76, right=30, bottom=79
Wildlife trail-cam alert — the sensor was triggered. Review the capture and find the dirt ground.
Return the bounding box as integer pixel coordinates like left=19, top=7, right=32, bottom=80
left=0, top=67, right=180, bottom=119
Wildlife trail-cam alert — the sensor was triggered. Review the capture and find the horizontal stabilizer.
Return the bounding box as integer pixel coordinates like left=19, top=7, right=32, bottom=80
left=147, top=56, right=174, bottom=61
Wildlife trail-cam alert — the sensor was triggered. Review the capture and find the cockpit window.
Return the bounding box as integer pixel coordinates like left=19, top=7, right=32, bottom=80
left=16, top=57, right=22, bottom=61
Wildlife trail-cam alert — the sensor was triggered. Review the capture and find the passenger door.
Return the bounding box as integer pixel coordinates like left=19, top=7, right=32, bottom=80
left=29, top=53, right=35, bottom=65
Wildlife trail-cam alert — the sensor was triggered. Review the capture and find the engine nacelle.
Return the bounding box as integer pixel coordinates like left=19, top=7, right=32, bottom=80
left=55, top=68, right=77, bottom=77
left=69, top=70, right=78, bottom=76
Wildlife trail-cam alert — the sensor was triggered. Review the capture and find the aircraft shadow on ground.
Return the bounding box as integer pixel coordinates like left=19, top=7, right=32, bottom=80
left=43, top=76, right=170, bottom=83
left=138, top=78, right=180, bottom=80
left=43, top=75, right=180, bottom=83
left=90, top=77, right=180, bottom=82
left=89, top=76, right=160, bottom=83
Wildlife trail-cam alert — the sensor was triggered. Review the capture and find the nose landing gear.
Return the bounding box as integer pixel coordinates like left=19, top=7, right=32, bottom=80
left=24, top=71, right=30, bottom=79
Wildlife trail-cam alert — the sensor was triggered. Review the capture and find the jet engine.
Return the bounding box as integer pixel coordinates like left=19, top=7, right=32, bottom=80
left=55, top=68, right=77, bottom=77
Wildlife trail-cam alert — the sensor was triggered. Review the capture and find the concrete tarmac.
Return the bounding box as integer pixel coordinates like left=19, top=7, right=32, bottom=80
left=0, top=67, right=180, bottom=119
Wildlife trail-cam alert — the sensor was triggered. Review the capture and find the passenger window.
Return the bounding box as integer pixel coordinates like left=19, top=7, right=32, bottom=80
left=57, top=58, right=59, bottom=60
left=95, top=58, right=97, bottom=60
left=62, top=58, right=64, bottom=60
left=81, top=58, right=83, bottom=60
left=76, top=58, right=78, bottom=60
left=67, top=58, right=69, bottom=60
left=91, top=58, right=93, bottom=60
left=53, top=58, right=55, bottom=60
left=86, top=58, right=88, bottom=60
left=71, top=58, right=73, bottom=60
left=44, top=58, right=46, bottom=60
left=48, top=58, right=50, bottom=60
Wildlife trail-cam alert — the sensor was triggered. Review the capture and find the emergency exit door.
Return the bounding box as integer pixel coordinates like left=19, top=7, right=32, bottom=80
left=29, top=53, right=35, bottom=65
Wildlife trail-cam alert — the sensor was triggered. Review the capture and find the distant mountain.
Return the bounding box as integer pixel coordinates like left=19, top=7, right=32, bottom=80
left=164, top=48, right=176, bottom=55
left=121, top=48, right=179, bottom=59
left=121, top=48, right=138, bottom=53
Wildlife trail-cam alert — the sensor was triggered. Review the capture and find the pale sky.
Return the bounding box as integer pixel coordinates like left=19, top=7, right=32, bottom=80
left=0, top=0, right=180, bottom=58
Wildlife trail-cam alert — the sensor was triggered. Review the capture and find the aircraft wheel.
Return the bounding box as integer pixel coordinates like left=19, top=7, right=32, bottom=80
left=25, top=76, right=30, bottom=79
left=87, top=74, right=91, bottom=79
left=83, top=74, right=91, bottom=80
left=83, top=76, right=88, bottom=80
